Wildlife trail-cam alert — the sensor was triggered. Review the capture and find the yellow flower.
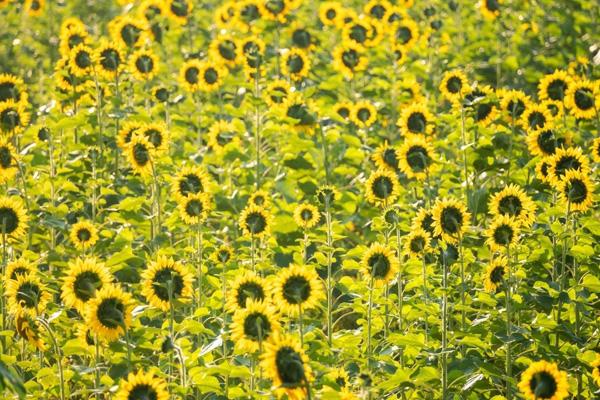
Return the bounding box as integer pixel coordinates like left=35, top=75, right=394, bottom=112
left=364, top=169, right=400, bottom=206
left=535, top=157, right=552, bottom=183
left=281, top=92, right=317, bottom=134
left=258, top=0, right=291, bottom=23
left=239, top=204, right=272, bottom=238
left=404, top=228, right=431, bottom=258
left=85, top=284, right=133, bottom=342
left=592, top=137, right=600, bottom=163
left=0, top=136, right=18, bottom=184
left=210, top=35, right=240, bottom=67
left=466, top=85, right=498, bottom=127
left=126, top=135, right=154, bottom=177
left=538, top=70, right=572, bottom=102
left=24, top=0, right=44, bottom=16
left=142, top=255, right=193, bottom=311
left=361, top=243, right=399, bottom=285
left=129, top=49, right=159, bottom=81
left=138, top=122, right=170, bottom=154
left=319, top=2, right=343, bottom=26
left=117, top=121, right=144, bottom=150
left=432, top=198, right=470, bottom=244
left=591, top=354, right=600, bottom=386
left=211, top=244, right=233, bottom=264
left=272, top=264, right=324, bottom=315
left=6, top=274, right=51, bottom=317
left=499, top=89, right=530, bottom=123
left=178, top=193, right=211, bottom=225
left=109, top=15, right=150, bottom=49
left=171, top=165, right=212, bottom=201
left=231, top=299, right=281, bottom=353
left=547, top=147, right=590, bottom=186
left=332, top=101, right=353, bottom=122
left=390, top=18, right=419, bottom=49
left=196, top=61, right=227, bottom=92
left=398, top=134, right=434, bottom=180
left=59, top=24, right=90, bottom=58
left=264, top=79, right=291, bottom=107
left=488, top=184, right=537, bottom=228
left=439, top=70, right=470, bottom=105
left=0, top=195, right=29, bottom=242
left=95, top=40, right=124, bottom=80
left=69, top=220, right=99, bottom=250
left=248, top=190, right=272, bottom=208
left=0, top=73, right=28, bottom=105
left=15, top=314, right=45, bottom=350
left=397, top=102, right=434, bottom=136
left=565, top=79, right=598, bottom=120
left=485, top=215, right=520, bottom=252
left=372, top=142, right=399, bottom=171
left=61, top=257, right=113, bottom=314
left=479, top=0, right=500, bottom=20
left=351, top=101, right=377, bottom=128
left=0, top=100, right=30, bottom=136
left=526, top=128, right=567, bottom=157
left=165, top=0, right=193, bottom=25
left=226, top=270, right=269, bottom=313
left=557, top=169, right=594, bottom=212
left=483, top=256, right=507, bottom=293
left=332, top=42, right=367, bottom=79
left=207, top=119, right=241, bottom=153
left=517, top=360, right=569, bottom=400
left=4, top=258, right=35, bottom=281
left=521, top=103, right=553, bottom=132
left=115, top=371, right=169, bottom=400
left=281, top=48, right=310, bottom=81
left=293, top=203, right=320, bottom=229
left=68, top=44, right=96, bottom=77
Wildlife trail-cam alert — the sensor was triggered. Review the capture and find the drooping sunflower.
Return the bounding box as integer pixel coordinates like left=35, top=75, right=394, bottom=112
left=483, top=256, right=507, bottom=293
left=248, top=190, right=272, bottom=208
left=239, top=204, right=272, bottom=238
left=397, top=102, right=434, bottom=136
left=517, top=361, right=569, bottom=400
left=319, top=2, right=343, bottom=26
left=591, top=354, right=600, bottom=386
left=526, top=129, right=568, bottom=157
left=207, top=119, right=241, bottom=153
left=6, top=274, right=51, bottom=317
left=197, top=61, right=227, bottom=92
left=171, top=165, right=211, bottom=201
left=210, top=35, right=240, bottom=67
left=432, top=198, right=471, bottom=244
left=390, top=18, right=419, bottom=49
left=361, top=243, right=399, bottom=285
left=259, top=0, right=292, bottom=22
left=61, top=257, right=113, bottom=314
left=465, top=85, right=498, bottom=127
left=398, top=134, right=434, bottom=180
left=85, top=284, right=133, bottom=341
left=351, top=101, right=377, bottom=128
left=115, top=371, right=169, bottom=400
left=538, top=70, right=572, bottom=102
left=281, top=48, right=310, bottom=82
left=226, top=271, right=269, bottom=313
left=142, top=255, right=193, bottom=312
left=109, top=15, right=149, bottom=49
left=165, top=0, right=193, bottom=25
left=521, top=103, right=553, bottom=132
left=565, top=79, right=598, bottom=120
left=488, top=184, right=537, bottom=228
left=15, top=314, right=45, bottom=350
left=332, top=42, right=367, bottom=80
left=0, top=74, right=28, bottom=105
left=69, top=220, right=99, bottom=250
left=261, top=334, right=313, bottom=400
left=479, top=0, right=500, bottom=20
left=264, top=79, right=291, bottom=108
left=129, top=48, right=159, bottom=81
left=403, top=228, right=431, bottom=259
left=282, top=92, right=317, bottom=134
left=547, top=147, right=590, bottom=186
left=364, top=169, right=400, bottom=206
left=178, top=193, right=211, bottom=225
left=332, top=101, right=353, bottom=122
left=231, top=299, right=280, bottom=353
left=372, top=142, right=399, bottom=171
left=0, top=196, right=29, bottom=241
left=117, top=121, right=143, bottom=150
left=126, top=135, right=154, bottom=177
left=4, top=258, right=35, bottom=281
left=293, top=203, right=320, bottom=229
left=485, top=215, right=520, bottom=252
left=439, top=70, right=470, bottom=105
left=96, top=40, right=124, bottom=80
left=0, top=100, right=30, bottom=136
left=557, top=169, right=594, bottom=212
left=138, top=122, right=169, bottom=154
left=0, top=136, right=18, bottom=184
left=499, top=89, right=530, bottom=123
left=272, top=264, right=324, bottom=315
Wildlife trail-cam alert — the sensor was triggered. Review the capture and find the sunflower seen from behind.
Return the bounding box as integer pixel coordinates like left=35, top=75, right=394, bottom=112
left=15, top=314, right=45, bottom=350
left=142, top=255, right=193, bottom=312
left=61, top=257, right=113, bottom=314
left=231, top=299, right=280, bottom=353
left=272, top=264, right=324, bottom=316
left=115, top=370, right=169, bottom=400
left=85, top=284, right=133, bottom=341
left=432, top=197, right=470, bottom=244
left=517, top=360, right=568, bottom=400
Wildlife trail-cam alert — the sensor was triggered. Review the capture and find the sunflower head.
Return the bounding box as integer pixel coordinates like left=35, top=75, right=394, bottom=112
left=480, top=0, right=500, bottom=20
left=239, top=204, right=271, bottom=238
left=96, top=40, right=124, bottom=79
left=0, top=100, right=30, bottom=136
left=210, top=35, right=240, bottom=67
left=432, top=198, right=470, bottom=244
left=440, top=70, right=470, bottom=104
left=316, top=185, right=339, bottom=207
left=126, top=135, right=154, bottom=177
left=6, top=274, right=51, bottom=317
left=171, top=166, right=211, bottom=201
left=115, top=370, right=169, bottom=400
left=488, top=184, right=536, bottom=228
left=558, top=169, right=594, bottom=212
left=413, top=207, right=436, bottom=237
left=259, top=0, right=291, bottom=22
left=117, top=121, right=143, bottom=150
left=500, top=89, right=530, bottom=122
left=282, top=92, right=317, bottom=134
left=69, top=220, right=99, bottom=250
left=398, top=134, right=434, bottom=180
left=273, top=264, right=324, bottom=315
left=166, top=0, right=193, bottom=25
left=365, top=169, right=400, bottom=206
left=61, top=257, right=113, bottom=314
left=319, top=2, right=342, bottom=26
left=547, top=147, right=589, bottom=186
left=281, top=48, right=310, bottom=81
left=0, top=74, right=28, bottom=104
left=264, top=79, right=291, bottom=107
left=5, top=258, right=35, bottom=281
left=332, top=42, right=368, bottom=79
left=85, top=285, right=133, bottom=342
left=522, top=104, right=553, bottom=132
left=398, top=102, right=434, bottom=136
left=69, top=44, right=96, bottom=77
left=361, top=243, right=399, bottom=285
left=197, top=61, right=227, bottom=92
left=404, top=228, right=431, bottom=259
left=391, top=18, right=419, bottom=49
left=526, top=128, right=567, bottom=157
left=261, top=334, right=312, bottom=399
left=0, top=136, right=17, bottom=184
left=293, top=203, right=320, bottom=230
left=485, top=215, right=520, bottom=252
left=142, top=255, right=193, bottom=311
left=211, top=244, right=233, bottom=264
left=372, top=142, right=399, bottom=171
left=129, top=49, right=159, bottom=81
left=231, top=299, right=280, bottom=353
left=15, top=314, right=45, bottom=350
left=591, top=355, right=600, bottom=386
left=227, top=271, right=269, bottom=313
left=383, top=204, right=401, bottom=226
left=538, top=70, right=572, bottom=102
left=351, top=101, right=377, bottom=128
left=139, top=122, right=169, bottom=154
left=178, top=192, right=211, bottom=225
left=0, top=196, right=28, bottom=242
left=565, top=79, right=597, bottom=120
left=535, top=157, right=552, bottom=183
left=109, top=16, right=149, bottom=49
left=517, top=361, right=569, bottom=400
left=483, top=256, right=507, bottom=293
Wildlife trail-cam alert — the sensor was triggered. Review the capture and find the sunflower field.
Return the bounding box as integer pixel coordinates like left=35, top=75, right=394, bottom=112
left=0, top=0, right=600, bottom=399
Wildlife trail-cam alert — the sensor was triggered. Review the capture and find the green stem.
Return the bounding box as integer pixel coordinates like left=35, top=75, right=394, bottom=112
left=505, top=245, right=513, bottom=400
left=441, top=249, right=448, bottom=400
left=37, top=318, right=66, bottom=400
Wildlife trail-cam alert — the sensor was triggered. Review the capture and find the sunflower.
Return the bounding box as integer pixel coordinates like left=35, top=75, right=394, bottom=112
left=364, top=0, right=391, bottom=20
left=171, top=166, right=211, bottom=201
left=364, top=169, right=400, bottom=206
left=196, top=61, right=227, bottom=92
left=465, top=85, right=498, bottom=127
left=261, top=334, right=312, bottom=400
left=236, top=0, right=262, bottom=29
left=15, top=314, right=45, bottom=350
left=0, top=196, right=29, bottom=241
left=391, top=43, right=408, bottom=64
left=479, top=0, right=500, bottom=20
left=231, top=299, right=280, bottom=353
left=316, top=185, right=339, bottom=207
left=522, top=103, right=553, bottom=132
left=85, top=285, right=133, bottom=341
left=0, top=136, right=18, bottom=184
left=0, top=74, right=28, bottom=105
left=565, top=79, right=598, bottom=120
left=69, top=220, right=99, bottom=250
left=488, top=184, right=537, bottom=228
left=207, top=119, right=241, bottom=153
left=165, top=0, right=193, bottom=25
left=6, top=274, right=51, bottom=317
left=126, top=135, right=154, bottom=177
left=483, top=256, right=507, bottom=293
left=372, top=142, right=399, bottom=171
left=141, top=255, right=193, bottom=312
left=382, top=204, right=401, bottom=226
left=210, top=35, right=240, bottom=67
left=390, top=18, right=419, bottom=49
left=281, top=49, right=310, bottom=82
left=287, top=23, right=315, bottom=51
left=403, top=228, right=431, bottom=259
left=76, top=323, right=99, bottom=351
left=248, top=190, right=271, bottom=208
left=115, top=371, right=169, bottom=400
left=351, top=101, right=377, bottom=128
left=96, top=40, right=124, bottom=80
left=282, top=92, right=317, bottom=134
left=211, top=244, right=233, bottom=264
left=272, top=264, right=324, bottom=315
left=0, top=100, right=30, bottom=136
left=361, top=243, right=399, bottom=285
left=432, top=198, right=470, bottom=244
left=518, top=361, right=569, bottom=400
left=138, top=0, right=166, bottom=22
left=341, top=20, right=372, bottom=48
left=332, top=101, right=353, bottom=122
left=258, top=0, right=291, bottom=23
left=591, top=354, right=600, bottom=386
left=54, top=57, right=85, bottom=94
left=68, top=44, right=96, bottom=77
left=538, top=70, right=572, bottom=102
left=332, top=43, right=367, bottom=79
left=138, top=122, right=169, bottom=154
left=319, top=2, right=343, bottom=26
left=535, top=157, right=552, bottom=183
left=4, top=258, right=35, bottom=281
left=59, top=24, right=90, bottom=58
left=557, top=169, right=594, bottom=212
left=526, top=129, right=567, bottom=157
left=178, top=193, right=211, bottom=225
left=547, top=147, right=590, bottom=186
left=129, top=49, right=159, bottom=81
left=24, top=0, right=44, bottom=16
left=485, top=215, right=520, bottom=252
left=117, top=121, right=143, bottom=150
left=592, top=138, right=600, bottom=163
left=500, top=89, right=530, bottom=122
left=226, top=271, right=269, bottom=313
left=398, top=134, right=434, bottom=180
left=109, top=16, right=149, bottom=49
left=293, top=203, right=320, bottom=229
left=214, top=2, right=237, bottom=29
left=264, top=79, right=291, bottom=107
left=439, top=70, right=470, bottom=105
left=153, top=86, right=169, bottom=103
left=239, top=204, right=272, bottom=238
left=61, top=258, right=113, bottom=314
left=239, top=35, right=265, bottom=72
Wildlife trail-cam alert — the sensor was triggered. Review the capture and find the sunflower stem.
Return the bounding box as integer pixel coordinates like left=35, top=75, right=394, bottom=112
left=366, top=275, right=374, bottom=370
left=196, top=223, right=203, bottom=311
left=254, top=65, right=261, bottom=189
left=555, top=202, right=570, bottom=348
left=298, top=304, right=304, bottom=348
left=458, top=233, right=466, bottom=336
left=441, top=247, right=448, bottom=400
left=505, top=244, right=513, bottom=400
left=422, top=255, right=429, bottom=344
left=37, top=318, right=65, bottom=400
left=94, top=335, right=101, bottom=400
left=325, top=200, right=333, bottom=347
